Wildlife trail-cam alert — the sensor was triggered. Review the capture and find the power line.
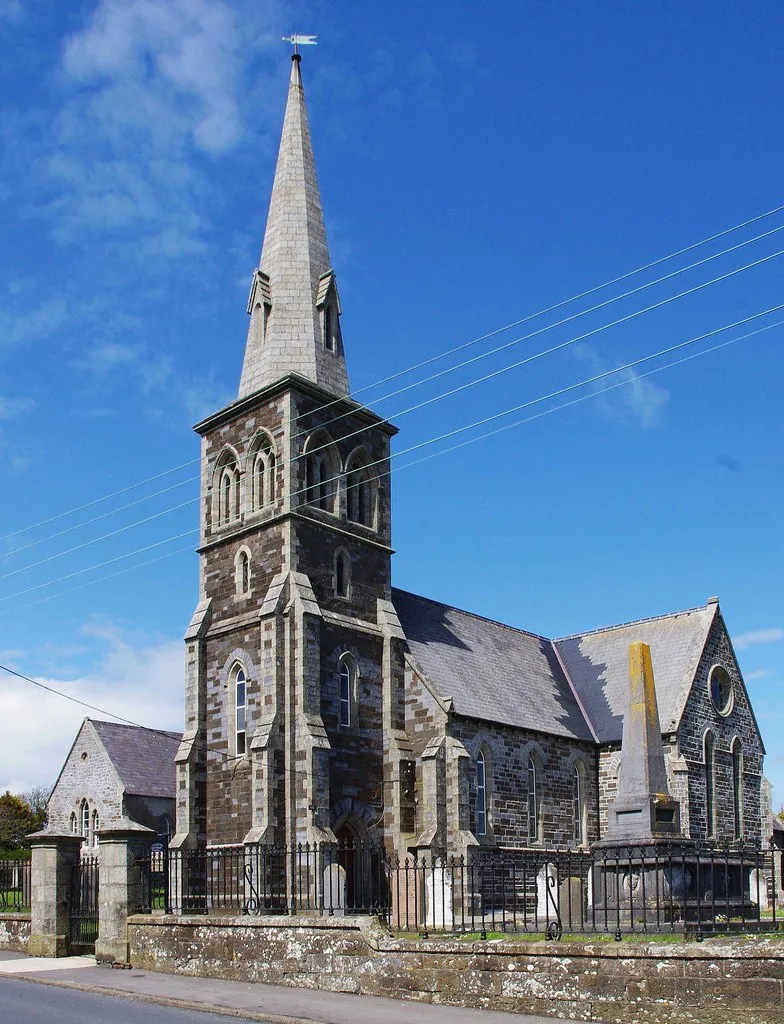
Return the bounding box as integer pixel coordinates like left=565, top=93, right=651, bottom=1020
left=285, top=248, right=784, bottom=479
left=0, top=497, right=197, bottom=584
left=0, top=661, right=141, bottom=727
left=395, top=320, right=783, bottom=477
left=285, top=301, right=784, bottom=504
left=3, top=201, right=783, bottom=548
left=0, top=659, right=302, bottom=778
left=7, top=239, right=783, bottom=588
left=0, top=543, right=196, bottom=620
left=0, top=460, right=198, bottom=546
left=286, top=219, right=784, bottom=447
left=0, top=474, right=199, bottom=562
left=0, top=528, right=197, bottom=605
left=1, top=302, right=778, bottom=609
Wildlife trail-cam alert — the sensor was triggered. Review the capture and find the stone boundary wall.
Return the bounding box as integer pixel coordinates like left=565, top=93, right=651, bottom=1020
left=127, top=914, right=784, bottom=1024
left=0, top=914, right=31, bottom=952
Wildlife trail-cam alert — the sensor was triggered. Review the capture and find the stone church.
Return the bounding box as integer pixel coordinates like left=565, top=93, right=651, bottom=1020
left=171, top=55, right=765, bottom=861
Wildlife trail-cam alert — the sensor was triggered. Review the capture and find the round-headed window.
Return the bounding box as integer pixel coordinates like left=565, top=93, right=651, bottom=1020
left=709, top=665, right=734, bottom=716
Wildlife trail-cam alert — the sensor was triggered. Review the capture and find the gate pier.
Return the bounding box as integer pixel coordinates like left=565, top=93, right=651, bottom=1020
left=95, top=824, right=153, bottom=965
left=27, top=831, right=83, bottom=957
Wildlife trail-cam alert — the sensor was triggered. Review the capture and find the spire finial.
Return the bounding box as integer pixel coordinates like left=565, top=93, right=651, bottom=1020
left=282, top=33, right=317, bottom=57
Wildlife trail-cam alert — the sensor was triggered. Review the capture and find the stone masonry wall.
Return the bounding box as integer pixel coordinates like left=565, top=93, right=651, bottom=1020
left=451, top=717, right=598, bottom=848
left=47, top=721, right=123, bottom=840
left=320, top=622, right=386, bottom=838
left=127, top=915, right=784, bottom=1024
left=0, top=914, right=30, bottom=952
left=679, top=611, right=764, bottom=845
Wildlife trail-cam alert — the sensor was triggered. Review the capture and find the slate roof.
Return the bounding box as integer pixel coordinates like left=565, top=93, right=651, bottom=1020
left=553, top=603, right=717, bottom=744
left=91, top=719, right=181, bottom=799
left=391, top=589, right=595, bottom=742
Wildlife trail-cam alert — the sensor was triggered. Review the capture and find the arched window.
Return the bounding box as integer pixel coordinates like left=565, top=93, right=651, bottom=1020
left=476, top=751, right=487, bottom=837
left=527, top=757, right=540, bottom=844
left=220, top=466, right=241, bottom=523
left=253, top=453, right=266, bottom=510
left=249, top=433, right=276, bottom=512
left=732, top=738, right=743, bottom=839
left=573, top=764, right=585, bottom=845
left=338, top=654, right=357, bottom=728
left=306, top=452, right=335, bottom=512
left=92, top=809, right=100, bottom=847
left=704, top=732, right=715, bottom=839
left=231, top=664, right=247, bottom=757
left=303, top=431, right=339, bottom=515
left=345, top=450, right=377, bottom=529
left=235, top=548, right=251, bottom=597
left=80, top=799, right=89, bottom=839
left=335, top=549, right=350, bottom=599
left=214, top=449, right=241, bottom=528
left=70, top=812, right=77, bottom=835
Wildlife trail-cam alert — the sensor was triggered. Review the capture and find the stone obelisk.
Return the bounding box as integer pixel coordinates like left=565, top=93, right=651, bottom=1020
left=606, top=642, right=681, bottom=840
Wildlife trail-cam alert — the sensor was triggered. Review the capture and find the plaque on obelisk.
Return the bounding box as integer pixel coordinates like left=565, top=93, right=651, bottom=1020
left=606, top=642, right=681, bottom=840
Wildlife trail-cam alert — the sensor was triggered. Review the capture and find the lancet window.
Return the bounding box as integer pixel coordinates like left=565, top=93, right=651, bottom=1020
left=250, top=433, right=276, bottom=512
left=476, top=751, right=488, bottom=837
left=704, top=731, right=715, bottom=838
left=345, top=450, right=376, bottom=528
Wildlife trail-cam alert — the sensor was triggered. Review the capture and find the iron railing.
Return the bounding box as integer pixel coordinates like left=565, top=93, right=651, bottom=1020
left=69, top=854, right=99, bottom=952
left=0, top=858, right=31, bottom=912
left=135, top=839, right=779, bottom=938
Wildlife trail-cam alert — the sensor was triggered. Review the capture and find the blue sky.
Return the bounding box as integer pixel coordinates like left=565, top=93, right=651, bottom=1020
left=0, top=0, right=782, bottom=811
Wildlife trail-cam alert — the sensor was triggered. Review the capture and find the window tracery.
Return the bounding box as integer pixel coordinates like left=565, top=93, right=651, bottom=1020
left=476, top=750, right=488, bottom=837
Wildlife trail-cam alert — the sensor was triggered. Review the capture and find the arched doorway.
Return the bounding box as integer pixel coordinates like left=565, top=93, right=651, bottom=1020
left=335, top=818, right=360, bottom=909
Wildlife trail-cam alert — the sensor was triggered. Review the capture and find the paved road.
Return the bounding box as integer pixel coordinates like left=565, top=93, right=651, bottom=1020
left=0, top=977, right=258, bottom=1024
left=0, top=950, right=590, bottom=1023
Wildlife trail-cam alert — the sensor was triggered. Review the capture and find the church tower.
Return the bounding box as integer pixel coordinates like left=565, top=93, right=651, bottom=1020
left=173, top=55, right=412, bottom=855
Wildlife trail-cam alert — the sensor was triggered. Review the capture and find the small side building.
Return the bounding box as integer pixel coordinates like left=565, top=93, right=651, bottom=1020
left=47, top=718, right=181, bottom=850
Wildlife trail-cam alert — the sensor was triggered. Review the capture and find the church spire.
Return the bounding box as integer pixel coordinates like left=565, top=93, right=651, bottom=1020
left=239, top=55, right=350, bottom=399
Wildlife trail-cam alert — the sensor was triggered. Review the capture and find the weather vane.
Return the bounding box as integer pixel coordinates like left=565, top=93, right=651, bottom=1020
left=282, top=34, right=317, bottom=56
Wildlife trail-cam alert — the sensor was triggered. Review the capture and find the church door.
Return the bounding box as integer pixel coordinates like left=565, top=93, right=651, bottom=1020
left=336, top=821, right=358, bottom=909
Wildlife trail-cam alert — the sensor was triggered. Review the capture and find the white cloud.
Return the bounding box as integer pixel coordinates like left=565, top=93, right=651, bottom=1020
left=616, top=366, right=669, bottom=427
left=734, top=628, right=784, bottom=651
left=745, top=669, right=774, bottom=681
left=63, top=0, right=247, bottom=154
left=0, top=396, right=34, bottom=419
left=574, top=344, right=670, bottom=427
left=0, top=298, right=72, bottom=352
left=0, top=626, right=183, bottom=793
left=45, top=0, right=281, bottom=254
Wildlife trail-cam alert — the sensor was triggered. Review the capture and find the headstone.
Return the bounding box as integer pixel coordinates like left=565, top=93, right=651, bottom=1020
left=323, top=862, right=346, bottom=916
left=606, top=642, right=681, bottom=840
left=536, top=862, right=558, bottom=919
left=424, top=866, right=453, bottom=928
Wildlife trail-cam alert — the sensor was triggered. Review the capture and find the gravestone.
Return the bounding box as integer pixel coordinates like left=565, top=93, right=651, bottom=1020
left=425, top=865, right=453, bottom=928
left=323, top=862, right=346, bottom=916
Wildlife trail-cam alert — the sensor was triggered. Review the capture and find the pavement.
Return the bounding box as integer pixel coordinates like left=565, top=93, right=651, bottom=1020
left=0, top=949, right=591, bottom=1023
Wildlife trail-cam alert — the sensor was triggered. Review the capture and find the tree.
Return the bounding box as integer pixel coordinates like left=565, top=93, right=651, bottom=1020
left=20, top=786, right=48, bottom=833
left=0, top=791, right=44, bottom=855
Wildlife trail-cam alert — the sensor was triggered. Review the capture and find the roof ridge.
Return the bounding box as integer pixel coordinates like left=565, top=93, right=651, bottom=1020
left=391, top=587, right=551, bottom=644
left=89, top=718, right=181, bottom=738
left=553, top=603, right=710, bottom=643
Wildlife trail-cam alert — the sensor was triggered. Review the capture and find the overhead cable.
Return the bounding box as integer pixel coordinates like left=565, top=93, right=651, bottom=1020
left=3, top=201, right=783, bottom=545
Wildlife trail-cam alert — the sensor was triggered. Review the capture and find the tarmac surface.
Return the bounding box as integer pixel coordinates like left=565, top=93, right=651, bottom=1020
left=0, top=949, right=591, bottom=1023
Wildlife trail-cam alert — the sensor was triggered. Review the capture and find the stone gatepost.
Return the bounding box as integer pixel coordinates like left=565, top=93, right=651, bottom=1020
left=95, top=824, right=154, bottom=966
left=28, top=831, right=82, bottom=957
